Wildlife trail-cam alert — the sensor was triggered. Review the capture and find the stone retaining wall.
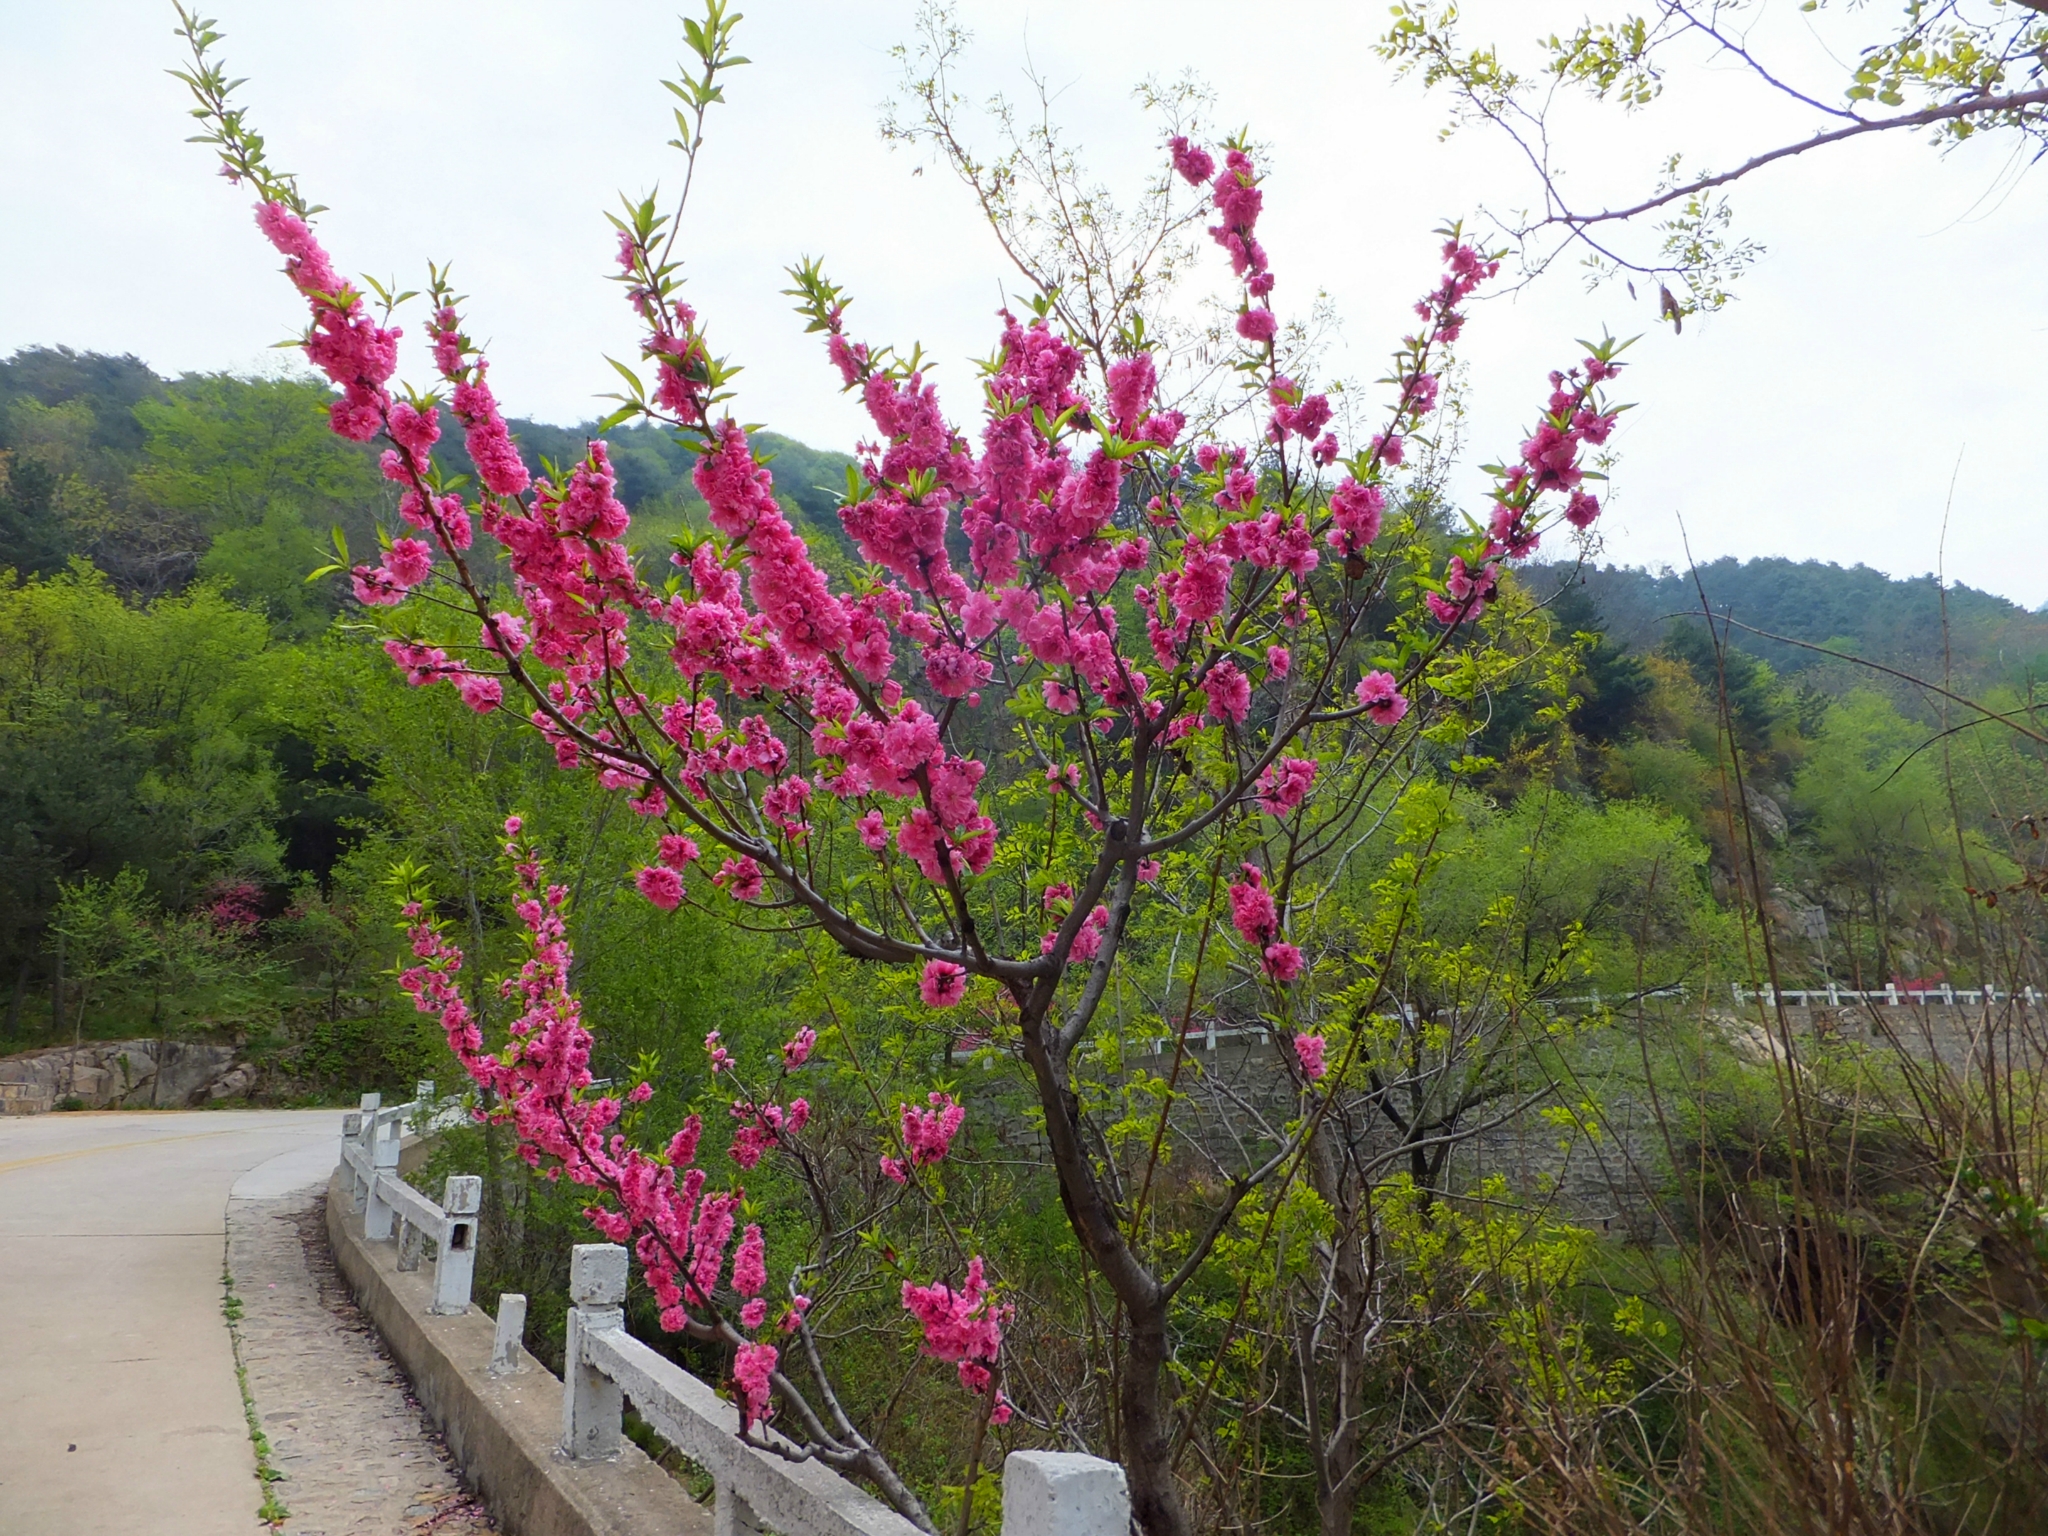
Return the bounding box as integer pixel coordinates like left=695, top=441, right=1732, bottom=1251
left=964, top=1002, right=2024, bottom=1242
left=0, top=1038, right=254, bottom=1110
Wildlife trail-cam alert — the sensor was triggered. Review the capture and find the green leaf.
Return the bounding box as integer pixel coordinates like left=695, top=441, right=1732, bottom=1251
left=604, top=355, right=648, bottom=400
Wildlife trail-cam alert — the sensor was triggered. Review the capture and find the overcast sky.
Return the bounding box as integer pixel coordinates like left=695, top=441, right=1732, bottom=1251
left=4, top=1, right=2041, bottom=607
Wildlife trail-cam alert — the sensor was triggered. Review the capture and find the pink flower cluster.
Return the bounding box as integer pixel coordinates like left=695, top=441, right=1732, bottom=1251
left=1256, top=756, right=1317, bottom=818
left=393, top=822, right=798, bottom=1425
left=880, top=1091, right=965, bottom=1184
left=1355, top=670, right=1409, bottom=727
left=1427, top=348, right=1624, bottom=627
left=1225, top=864, right=1303, bottom=982
left=901, top=1255, right=1012, bottom=1420
left=729, top=1094, right=809, bottom=1170
left=256, top=201, right=397, bottom=442
left=1174, top=137, right=1277, bottom=339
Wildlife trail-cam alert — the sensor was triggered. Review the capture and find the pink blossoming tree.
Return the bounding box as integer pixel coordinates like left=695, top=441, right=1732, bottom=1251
left=175, top=5, right=1625, bottom=1531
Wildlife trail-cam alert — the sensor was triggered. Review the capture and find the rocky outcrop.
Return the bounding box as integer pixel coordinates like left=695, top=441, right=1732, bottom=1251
left=0, top=1039, right=256, bottom=1111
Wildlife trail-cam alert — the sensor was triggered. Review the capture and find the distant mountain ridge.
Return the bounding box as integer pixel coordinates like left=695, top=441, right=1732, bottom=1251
left=1525, top=556, right=2048, bottom=694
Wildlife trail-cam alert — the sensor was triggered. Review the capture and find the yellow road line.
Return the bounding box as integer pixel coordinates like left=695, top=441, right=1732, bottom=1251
left=0, top=1126, right=252, bottom=1177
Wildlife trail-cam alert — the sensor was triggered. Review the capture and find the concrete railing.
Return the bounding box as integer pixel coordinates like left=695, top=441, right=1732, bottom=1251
left=336, top=1089, right=1131, bottom=1536
left=560, top=1242, right=1129, bottom=1536
left=339, top=1083, right=480, bottom=1316
left=1732, top=983, right=2043, bottom=1007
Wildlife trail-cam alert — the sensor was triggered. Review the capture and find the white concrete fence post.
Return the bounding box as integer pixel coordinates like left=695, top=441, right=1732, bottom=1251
left=397, top=1206, right=426, bottom=1271
left=351, top=1092, right=380, bottom=1210
left=365, top=1111, right=401, bottom=1241
left=561, top=1243, right=628, bottom=1461
left=432, top=1175, right=482, bottom=1315
left=1001, top=1452, right=1129, bottom=1536
left=714, top=1479, right=765, bottom=1536
left=490, top=1293, right=528, bottom=1376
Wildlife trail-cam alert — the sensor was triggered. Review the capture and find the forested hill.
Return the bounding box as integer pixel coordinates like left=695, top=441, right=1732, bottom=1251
left=1525, top=556, right=2048, bottom=693
left=9, top=345, right=2040, bottom=690
left=0, top=345, right=857, bottom=627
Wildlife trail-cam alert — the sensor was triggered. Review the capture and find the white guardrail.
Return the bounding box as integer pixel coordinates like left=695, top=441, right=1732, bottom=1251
left=338, top=1085, right=1131, bottom=1536
left=1732, top=984, right=2043, bottom=1007
left=337, top=1082, right=480, bottom=1316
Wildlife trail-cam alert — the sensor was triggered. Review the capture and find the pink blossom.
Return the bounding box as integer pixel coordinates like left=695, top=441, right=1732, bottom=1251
left=1215, top=467, right=1259, bottom=512
left=1488, top=503, right=1541, bottom=559
left=1168, top=135, right=1216, bottom=186
left=1104, top=352, right=1159, bottom=433
left=389, top=835, right=788, bottom=1367
left=732, top=1341, right=777, bottom=1428
left=740, top=1298, right=769, bottom=1331
left=1042, top=679, right=1081, bottom=714
left=450, top=368, right=531, bottom=497
left=658, top=834, right=700, bottom=869
left=1136, top=859, right=1162, bottom=884
left=481, top=612, right=528, bottom=656
left=1327, top=478, right=1385, bottom=556
left=636, top=865, right=683, bottom=910
left=856, top=810, right=888, bottom=851
left=920, top=960, right=968, bottom=1009
left=1293, top=1031, right=1327, bottom=1078
left=713, top=856, right=764, bottom=902
left=456, top=674, right=503, bottom=714
left=351, top=565, right=404, bottom=607
left=901, top=1091, right=966, bottom=1165
left=385, top=537, right=433, bottom=589
left=1266, top=645, right=1291, bottom=679
left=1355, top=671, right=1409, bottom=726
left=732, top=1224, right=767, bottom=1296
left=902, top=1256, right=1009, bottom=1407
left=1236, top=308, right=1278, bottom=343
left=781, top=1027, right=816, bottom=1068
left=1228, top=864, right=1280, bottom=949
left=1069, top=904, right=1111, bottom=963
left=1256, top=757, right=1317, bottom=817
left=1203, top=660, right=1251, bottom=725
left=1263, top=943, right=1304, bottom=983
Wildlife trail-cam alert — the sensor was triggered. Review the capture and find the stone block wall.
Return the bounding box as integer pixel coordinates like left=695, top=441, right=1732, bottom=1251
left=0, top=1038, right=255, bottom=1109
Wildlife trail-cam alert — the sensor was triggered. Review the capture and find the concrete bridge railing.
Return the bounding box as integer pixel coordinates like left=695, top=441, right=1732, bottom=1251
left=336, top=1084, right=1129, bottom=1536
left=1732, top=984, right=2042, bottom=1007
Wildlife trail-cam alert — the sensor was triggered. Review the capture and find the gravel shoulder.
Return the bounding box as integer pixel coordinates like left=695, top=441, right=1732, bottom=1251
left=226, top=1183, right=498, bottom=1535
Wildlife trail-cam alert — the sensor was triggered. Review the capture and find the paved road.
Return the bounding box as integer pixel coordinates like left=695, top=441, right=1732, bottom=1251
left=0, top=1109, right=343, bottom=1535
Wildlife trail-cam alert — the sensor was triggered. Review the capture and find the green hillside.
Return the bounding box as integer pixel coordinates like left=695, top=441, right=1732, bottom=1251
left=1526, top=556, right=2048, bottom=696
left=0, top=346, right=858, bottom=619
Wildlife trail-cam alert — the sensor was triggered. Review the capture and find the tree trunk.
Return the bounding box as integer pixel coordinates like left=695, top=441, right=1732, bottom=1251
left=1017, top=996, right=1191, bottom=1536
left=5, top=958, right=28, bottom=1040
left=1121, top=1295, right=1185, bottom=1536
left=1307, top=1115, right=1372, bottom=1536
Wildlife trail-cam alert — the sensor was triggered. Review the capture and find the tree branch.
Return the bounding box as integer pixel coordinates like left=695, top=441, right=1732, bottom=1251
left=1545, top=87, right=2048, bottom=231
